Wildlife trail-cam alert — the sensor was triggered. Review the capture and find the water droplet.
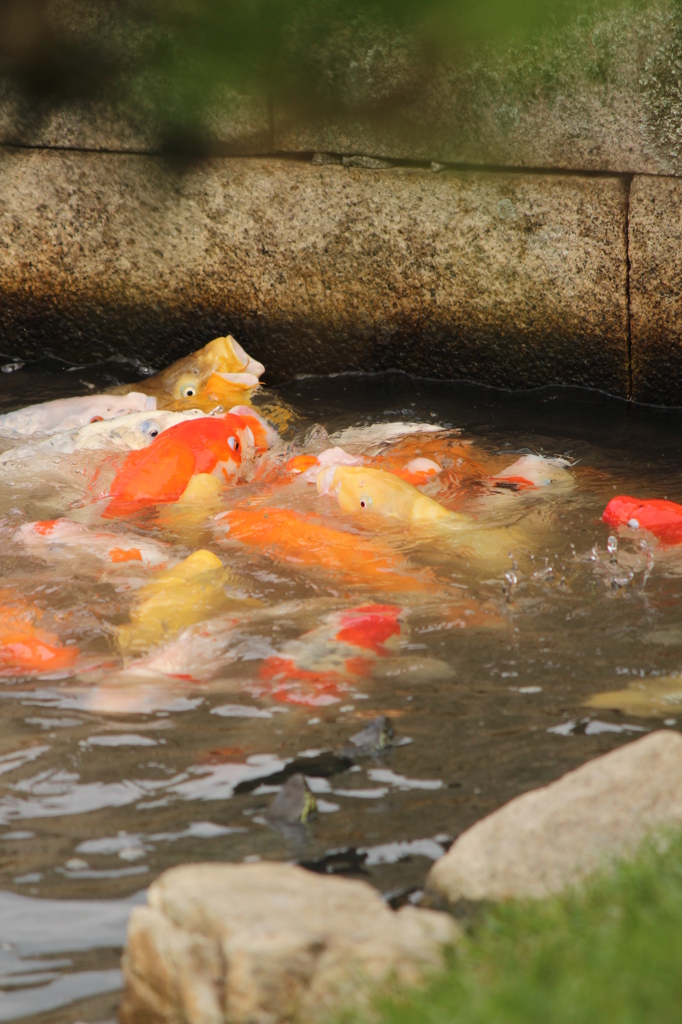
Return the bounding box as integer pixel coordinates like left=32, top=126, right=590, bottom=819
left=607, top=535, right=618, bottom=562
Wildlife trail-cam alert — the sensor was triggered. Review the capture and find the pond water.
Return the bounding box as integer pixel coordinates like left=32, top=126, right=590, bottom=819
left=1, top=358, right=682, bottom=1023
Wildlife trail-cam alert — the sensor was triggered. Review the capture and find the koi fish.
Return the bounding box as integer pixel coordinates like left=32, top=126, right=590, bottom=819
left=0, top=392, right=156, bottom=437
left=17, top=518, right=171, bottom=569
left=490, top=455, right=573, bottom=492
left=109, top=335, right=264, bottom=408
left=286, top=447, right=363, bottom=481
left=0, top=594, right=78, bottom=676
left=0, top=411, right=210, bottom=473
left=117, top=549, right=251, bottom=656
left=107, top=613, right=243, bottom=683
left=288, top=445, right=444, bottom=494
left=254, top=603, right=404, bottom=706
left=317, top=465, right=457, bottom=523
left=603, top=495, right=682, bottom=545
left=317, top=464, right=549, bottom=573
left=39, top=409, right=208, bottom=454
left=585, top=676, right=682, bottom=718
left=104, top=409, right=273, bottom=516
left=217, top=506, right=433, bottom=592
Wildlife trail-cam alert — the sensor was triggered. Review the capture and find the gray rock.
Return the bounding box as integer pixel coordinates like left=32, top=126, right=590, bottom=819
left=265, top=774, right=317, bottom=825
left=311, top=152, right=342, bottom=165
left=120, top=862, right=459, bottom=1024
left=0, top=151, right=629, bottom=394
left=629, top=175, right=682, bottom=405
left=342, top=155, right=393, bottom=169
left=426, top=730, right=682, bottom=904
left=341, top=716, right=395, bottom=758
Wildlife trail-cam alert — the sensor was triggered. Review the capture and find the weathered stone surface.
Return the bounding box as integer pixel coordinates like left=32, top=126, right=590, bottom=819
left=120, top=862, right=458, bottom=1024
left=426, top=730, right=682, bottom=904
left=0, top=149, right=629, bottom=392
left=275, top=0, right=682, bottom=177
left=0, top=81, right=272, bottom=156
left=629, top=175, right=682, bottom=405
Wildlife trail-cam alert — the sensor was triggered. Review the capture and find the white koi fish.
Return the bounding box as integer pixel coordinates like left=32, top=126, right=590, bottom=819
left=16, top=518, right=172, bottom=569
left=43, top=408, right=208, bottom=453
left=490, top=454, right=573, bottom=491
left=0, top=409, right=209, bottom=465
left=0, top=392, right=156, bottom=437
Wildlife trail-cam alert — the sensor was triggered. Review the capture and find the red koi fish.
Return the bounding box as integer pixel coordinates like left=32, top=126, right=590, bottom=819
left=104, top=411, right=268, bottom=516
left=255, top=603, right=403, bottom=705
left=603, top=495, right=682, bottom=545
left=217, top=506, right=433, bottom=592
left=0, top=594, right=78, bottom=676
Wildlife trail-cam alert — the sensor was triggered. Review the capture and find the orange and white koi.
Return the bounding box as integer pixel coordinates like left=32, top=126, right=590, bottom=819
left=489, top=455, right=573, bottom=493
left=0, top=392, right=156, bottom=437
left=16, top=518, right=171, bottom=569
left=253, top=603, right=403, bottom=706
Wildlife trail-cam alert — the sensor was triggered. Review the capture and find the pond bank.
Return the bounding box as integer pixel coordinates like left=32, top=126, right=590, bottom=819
left=1, top=146, right=682, bottom=405
left=120, top=732, right=682, bottom=1023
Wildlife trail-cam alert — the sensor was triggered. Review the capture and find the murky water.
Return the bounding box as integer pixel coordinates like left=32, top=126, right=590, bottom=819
left=1, top=359, right=682, bottom=1023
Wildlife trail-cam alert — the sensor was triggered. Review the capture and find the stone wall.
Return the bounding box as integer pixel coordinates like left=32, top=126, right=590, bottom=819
left=0, top=0, right=681, bottom=403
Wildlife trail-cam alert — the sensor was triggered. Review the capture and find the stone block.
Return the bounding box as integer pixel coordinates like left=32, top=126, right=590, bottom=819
left=119, top=862, right=458, bottom=1024
left=629, top=174, right=682, bottom=405
left=0, top=81, right=272, bottom=155
left=274, top=0, right=682, bottom=176
left=425, top=730, right=682, bottom=904
left=0, top=150, right=629, bottom=392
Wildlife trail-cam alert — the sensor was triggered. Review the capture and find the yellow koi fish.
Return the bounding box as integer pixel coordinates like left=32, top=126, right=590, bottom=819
left=316, top=465, right=459, bottom=524
left=109, top=335, right=264, bottom=410
left=117, top=549, right=254, bottom=656
left=317, top=464, right=540, bottom=572
left=585, top=677, right=682, bottom=718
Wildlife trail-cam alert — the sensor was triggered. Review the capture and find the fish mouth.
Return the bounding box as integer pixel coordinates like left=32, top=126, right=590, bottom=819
left=208, top=372, right=261, bottom=391
left=206, top=335, right=265, bottom=378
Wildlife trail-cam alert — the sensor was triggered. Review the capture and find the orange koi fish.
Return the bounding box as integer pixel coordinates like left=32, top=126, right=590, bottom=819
left=603, top=495, right=682, bottom=545
left=0, top=595, right=77, bottom=676
left=254, top=604, right=403, bottom=706
left=104, top=410, right=271, bottom=516
left=17, top=518, right=171, bottom=568
left=217, top=506, right=432, bottom=592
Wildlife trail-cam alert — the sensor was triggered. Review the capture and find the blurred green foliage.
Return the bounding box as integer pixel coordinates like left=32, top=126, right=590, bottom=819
left=0, top=0, right=621, bottom=143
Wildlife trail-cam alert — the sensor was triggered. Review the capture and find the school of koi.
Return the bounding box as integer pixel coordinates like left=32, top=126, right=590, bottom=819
left=0, top=333, right=675, bottom=711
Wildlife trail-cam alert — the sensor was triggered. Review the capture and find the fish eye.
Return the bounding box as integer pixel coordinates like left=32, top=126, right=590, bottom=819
left=359, top=495, right=372, bottom=509
left=149, top=428, right=159, bottom=438
left=181, top=385, right=196, bottom=398
left=228, top=436, right=240, bottom=452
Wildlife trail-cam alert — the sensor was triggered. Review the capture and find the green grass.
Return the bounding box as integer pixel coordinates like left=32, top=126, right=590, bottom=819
left=373, top=833, right=682, bottom=1024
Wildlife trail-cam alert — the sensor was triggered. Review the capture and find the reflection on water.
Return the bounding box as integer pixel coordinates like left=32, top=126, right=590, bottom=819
left=2, top=364, right=682, bottom=1020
